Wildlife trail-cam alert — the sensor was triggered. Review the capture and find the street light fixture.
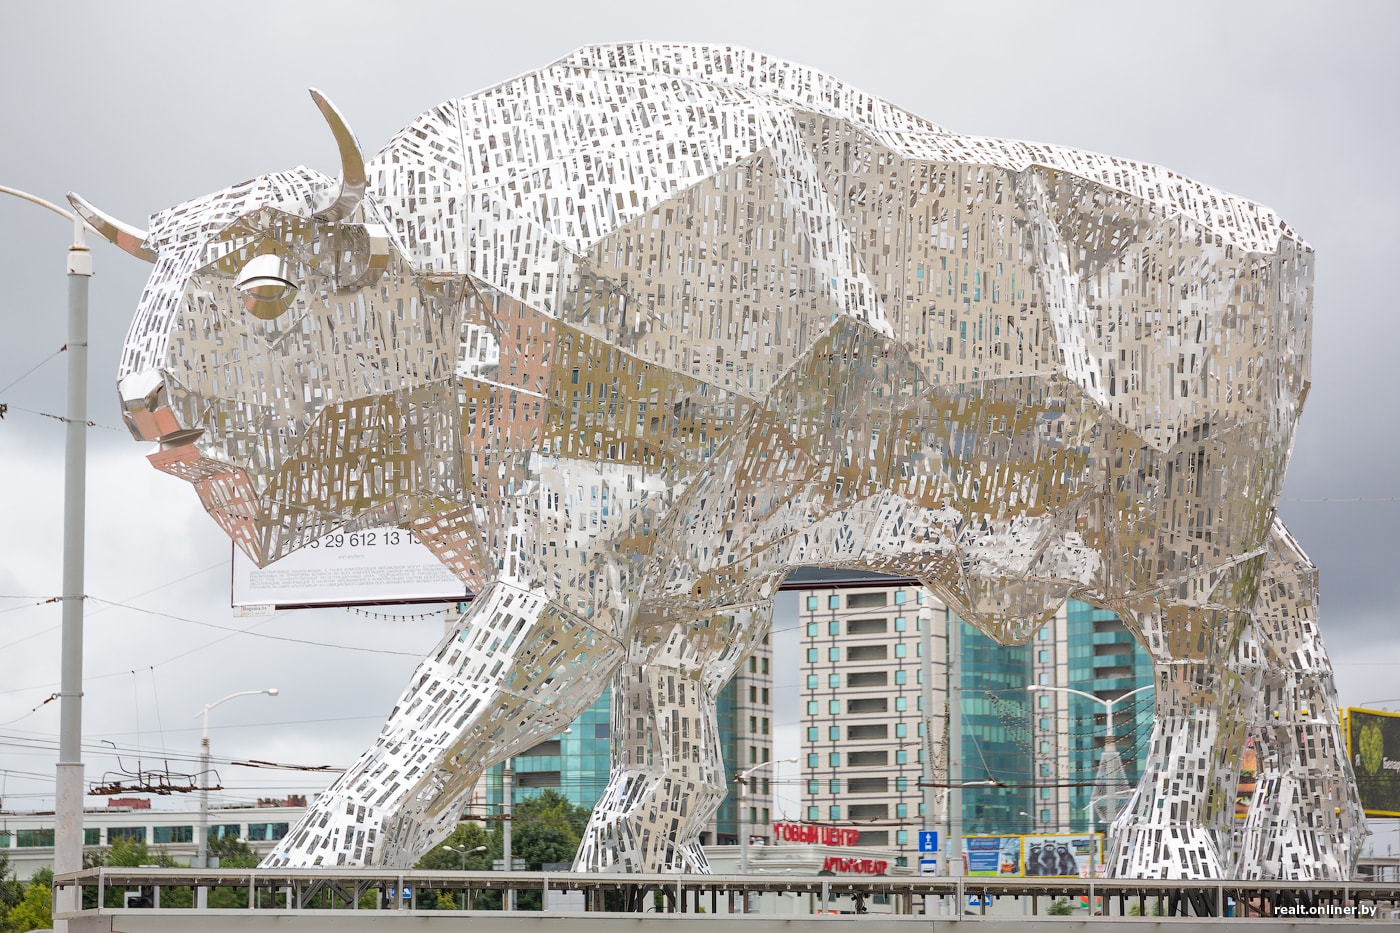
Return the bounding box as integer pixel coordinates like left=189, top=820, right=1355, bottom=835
left=735, top=757, right=797, bottom=915
left=0, top=185, right=93, bottom=932
left=193, top=688, right=278, bottom=905
left=1028, top=683, right=1152, bottom=828
left=444, top=844, right=487, bottom=908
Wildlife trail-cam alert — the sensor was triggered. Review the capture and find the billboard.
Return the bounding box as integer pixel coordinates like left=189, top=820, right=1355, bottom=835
left=965, top=836, right=1021, bottom=876
left=1345, top=707, right=1400, bottom=817
left=1021, top=834, right=1098, bottom=877
left=964, top=833, right=1100, bottom=877
left=232, top=526, right=470, bottom=610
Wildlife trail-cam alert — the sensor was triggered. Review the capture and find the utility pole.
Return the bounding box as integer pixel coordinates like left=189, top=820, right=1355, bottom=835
left=947, top=605, right=962, bottom=876
left=502, top=758, right=513, bottom=911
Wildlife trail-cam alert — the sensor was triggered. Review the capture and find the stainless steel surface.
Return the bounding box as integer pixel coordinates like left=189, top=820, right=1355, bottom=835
left=101, top=42, right=1362, bottom=879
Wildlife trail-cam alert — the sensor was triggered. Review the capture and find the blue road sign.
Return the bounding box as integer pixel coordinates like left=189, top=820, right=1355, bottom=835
left=919, top=858, right=939, bottom=877
left=918, top=830, right=939, bottom=852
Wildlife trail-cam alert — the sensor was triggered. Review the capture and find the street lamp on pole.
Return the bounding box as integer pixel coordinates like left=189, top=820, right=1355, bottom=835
left=443, top=844, right=487, bottom=908
left=0, top=185, right=93, bottom=932
left=193, top=687, right=278, bottom=904
left=736, top=757, right=797, bottom=915
left=1028, top=683, right=1152, bottom=829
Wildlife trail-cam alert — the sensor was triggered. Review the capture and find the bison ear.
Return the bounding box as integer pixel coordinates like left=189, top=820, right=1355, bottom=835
left=309, top=89, right=366, bottom=222
left=66, top=192, right=156, bottom=263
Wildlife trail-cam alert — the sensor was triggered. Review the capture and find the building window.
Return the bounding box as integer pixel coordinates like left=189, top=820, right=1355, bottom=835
left=1040, top=809, right=1051, bottom=822
left=807, top=622, right=818, bottom=636
left=761, top=718, right=770, bottom=735
left=894, top=670, right=907, bottom=685
left=108, top=827, right=146, bottom=844
left=894, top=616, right=907, bottom=632
left=829, top=779, right=841, bottom=794
left=1039, top=763, right=1051, bottom=777
left=761, top=688, right=769, bottom=704
left=17, top=829, right=53, bottom=847
left=1038, top=650, right=1049, bottom=662
left=829, top=595, right=840, bottom=609
left=807, top=675, right=818, bottom=689
left=829, top=620, right=841, bottom=635
left=807, top=754, right=820, bottom=768
left=1039, top=718, right=1050, bottom=730
left=761, top=658, right=768, bottom=674
left=848, top=750, right=887, bottom=766
left=896, top=830, right=909, bottom=845
left=894, top=643, right=907, bottom=658
left=848, top=777, right=888, bottom=793
left=895, top=750, right=908, bottom=765
left=895, top=591, right=906, bottom=605
left=1039, top=741, right=1050, bottom=753
left=807, top=596, right=818, bottom=610
left=895, top=723, right=908, bottom=738
left=808, top=806, right=820, bottom=820
left=848, top=618, right=886, bottom=635
left=847, top=592, right=886, bottom=609
left=847, top=644, right=887, bottom=662
left=896, top=803, right=908, bottom=818
left=749, top=715, right=757, bottom=733
left=761, top=808, right=769, bottom=824
left=762, top=746, right=771, bottom=762
left=849, top=723, right=888, bottom=740
left=807, top=648, right=818, bottom=663
left=895, top=777, right=908, bottom=791
left=248, top=823, right=289, bottom=841
left=829, top=673, right=841, bottom=688
left=807, top=701, right=819, bottom=715
left=1038, top=695, right=1050, bottom=708
left=749, top=685, right=757, bottom=702
left=849, top=697, right=888, bottom=714
left=828, top=647, right=840, bottom=662
left=828, top=752, right=840, bottom=767
left=829, top=806, right=841, bottom=820
left=808, top=780, right=819, bottom=795
left=749, top=746, right=758, bottom=763
left=153, top=826, right=193, bottom=844
left=83, top=828, right=100, bottom=846
left=807, top=727, right=819, bottom=741
left=894, top=697, right=908, bottom=712
left=829, top=699, right=841, bottom=714
left=829, top=726, right=841, bottom=741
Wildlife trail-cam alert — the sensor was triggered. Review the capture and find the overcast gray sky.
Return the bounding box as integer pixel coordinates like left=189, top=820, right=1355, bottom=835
left=1, top=0, right=1397, bottom=845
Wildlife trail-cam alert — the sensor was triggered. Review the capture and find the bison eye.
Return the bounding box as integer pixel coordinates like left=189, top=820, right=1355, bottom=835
left=235, top=253, right=298, bottom=320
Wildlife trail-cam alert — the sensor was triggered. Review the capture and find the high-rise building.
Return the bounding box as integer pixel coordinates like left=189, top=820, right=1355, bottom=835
left=798, top=583, right=1152, bottom=868
left=478, top=635, right=775, bottom=851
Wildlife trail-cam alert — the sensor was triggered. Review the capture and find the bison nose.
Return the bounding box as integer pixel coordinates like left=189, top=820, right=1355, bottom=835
left=119, top=370, right=201, bottom=445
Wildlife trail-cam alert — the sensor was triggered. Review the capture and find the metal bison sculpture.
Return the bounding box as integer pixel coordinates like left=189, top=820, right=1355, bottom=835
left=74, top=43, right=1362, bottom=879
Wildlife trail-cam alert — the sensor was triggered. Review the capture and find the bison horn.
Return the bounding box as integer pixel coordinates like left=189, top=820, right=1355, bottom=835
left=309, top=89, right=366, bottom=222
left=66, top=192, right=157, bottom=263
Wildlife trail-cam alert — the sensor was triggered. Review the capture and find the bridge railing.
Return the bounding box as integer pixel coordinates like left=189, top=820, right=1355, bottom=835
left=54, top=868, right=1400, bottom=920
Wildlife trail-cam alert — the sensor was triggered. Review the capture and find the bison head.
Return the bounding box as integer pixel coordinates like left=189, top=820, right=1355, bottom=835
left=71, top=92, right=467, bottom=567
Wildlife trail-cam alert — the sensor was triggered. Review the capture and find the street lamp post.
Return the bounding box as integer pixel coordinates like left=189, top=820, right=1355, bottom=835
left=443, top=844, right=487, bottom=908
left=0, top=186, right=92, bottom=932
left=193, top=688, right=278, bottom=906
left=736, top=757, right=797, bottom=913
left=1028, top=683, right=1152, bottom=830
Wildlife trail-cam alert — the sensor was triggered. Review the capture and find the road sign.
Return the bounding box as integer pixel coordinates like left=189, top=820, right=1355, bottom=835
left=493, top=858, right=527, bottom=870
left=918, top=830, right=939, bottom=852
left=919, top=858, right=939, bottom=877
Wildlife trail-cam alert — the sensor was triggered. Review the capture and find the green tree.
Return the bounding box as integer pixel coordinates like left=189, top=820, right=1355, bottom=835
left=207, top=836, right=263, bottom=908
left=1047, top=897, right=1075, bottom=915
left=0, top=851, right=24, bottom=927
left=410, top=792, right=591, bottom=911
left=5, top=883, right=50, bottom=933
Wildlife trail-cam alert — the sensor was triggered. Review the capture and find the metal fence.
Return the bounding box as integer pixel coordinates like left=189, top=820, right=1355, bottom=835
left=56, top=868, right=1400, bottom=921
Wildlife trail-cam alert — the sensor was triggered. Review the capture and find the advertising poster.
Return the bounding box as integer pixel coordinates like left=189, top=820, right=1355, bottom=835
left=964, top=836, right=1021, bottom=877
left=1235, top=737, right=1258, bottom=820
left=232, top=526, right=470, bottom=610
left=1021, top=834, right=1099, bottom=877
left=1345, top=707, right=1400, bottom=817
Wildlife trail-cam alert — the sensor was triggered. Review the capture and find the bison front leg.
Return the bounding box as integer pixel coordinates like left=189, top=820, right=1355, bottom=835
left=263, top=581, right=625, bottom=868
left=575, top=602, right=772, bottom=872
left=1107, top=605, right=1253, bottom=878
left=1230, top=523, right=1363, bottom=879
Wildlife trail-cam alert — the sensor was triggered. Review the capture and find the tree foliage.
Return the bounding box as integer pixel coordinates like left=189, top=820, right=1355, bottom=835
left=411, top=790, right=592, bottom=910
left=4, top=884, right=50, bottom=933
